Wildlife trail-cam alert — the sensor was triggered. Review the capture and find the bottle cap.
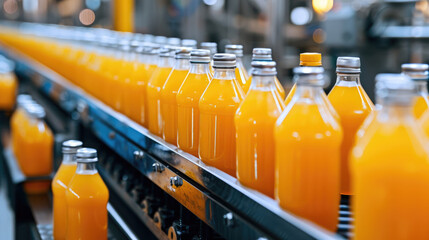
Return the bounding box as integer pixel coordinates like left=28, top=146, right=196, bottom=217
left=300, top=52, right=322, bottom=66
left=76, top=148, right=98, bottom=163
left=62, top=140, right=83, bottom=154
left=154, top=36, right=167, bottom=44
left=375, top=74, right=416, bottom=105
left=225, top=44, right=243, bottom=57
left=200, top=42, right=217, bottom=55
left=181, top=39, right=197, bottom=49
left=401, top=63, right=429, bottom=81
left=251, top=61, right=277, bottom=76
left=175, top=47, right=192, bottom=59
left=336, top=57, right=361, bottom=74
left=252, top=48, right=272, bottom=61
left=16, top=94, right=32, bottom=106
left=25, top=104, right=46, bottom=119
left=190, top=49, right=211, bottom=63
left=159, top=46, right=176, bottom=57
left=213, top=53, right=236, bottom=68
left=167, top=37, right=181, bottom=46
left=293, top=66, right=326, bottom=87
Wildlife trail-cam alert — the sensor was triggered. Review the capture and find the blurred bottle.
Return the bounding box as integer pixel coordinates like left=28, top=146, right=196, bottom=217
left=0, top=59, right=17, bottom=111
left=147, top=47, right=175, bottom=136
left=200, top=42, right=217, bottom=75
left=402, top=63, right=429, bottom=119
left=66, top=148, right=109, bottom=240
left=18, top=104, right=54, bottom=194
left=225, top=45, right=249, bottom=93
left=52, top=140, right=82, bottom=240
left=235, top=61, right=285, bottom=197
left=128, top=43, right=158, bottom=126
left=274, top=66, right=342, bottom=231
left=161, top=48, right=191, bottom=144
left=113, top=0, right=134, bottom=32
left=246, top=48, right=285, bottom=99
left=199, top=54, right=244, bottom=176
left=177, top=49, right=211, bottom=157
left=11, top=94, right=33, bottom=157
left=182, top=39, right=197, bottom=49
left=327, top=57, right=374, bottom=195
left=351, top=74, right=429, bottom=240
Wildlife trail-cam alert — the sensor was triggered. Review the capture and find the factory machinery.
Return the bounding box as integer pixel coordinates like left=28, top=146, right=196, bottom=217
left=0, top=25, right=352, bottom=240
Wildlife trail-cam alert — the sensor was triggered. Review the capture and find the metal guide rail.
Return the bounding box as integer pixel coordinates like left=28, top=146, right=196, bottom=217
left=1, top=46, right=342, bottom=240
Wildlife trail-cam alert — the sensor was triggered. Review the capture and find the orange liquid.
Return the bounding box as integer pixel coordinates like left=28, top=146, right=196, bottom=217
left=17, top=117, right=53, bottom=194
left=52, top=163, right=77, bottom=240
left=284, top=84, right=296, bottom=105
left=161, top=69, right=189, bottom=144
left=0, top=73, right=17, bottom=111
left=177, top=72, right=211, bottom=156
left=413, top=95, right=429, bottom=119
left=66, top=172, right=109, bottom=240
left=275, top=89, right=342, bottom=231
left=199, top=75, right=244, bottom=176
left=11, top=108, right=26, bottom=158
left=352, top=107, right=429, bottom=239
left=147, top=66, right=173, bottom=136
left=235, top=60, right=249, bottom=93
left=247, top=75, right=285, bottom=99
left=328, top=84, right=374, bottom=195
left=235, top=86, right=285, bottom=197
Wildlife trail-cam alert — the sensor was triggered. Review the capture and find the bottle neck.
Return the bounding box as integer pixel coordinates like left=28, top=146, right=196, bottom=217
left=76, top=162, right=98, bottom=175
left=236, top=57, right=245, bottom=68
left=158, top=56, right=174, bottom=68
left=213, top=68, right=236, bottom=80
left=174, top=58, right=190, bottom=70
left=62, top=153, right=77, bottom=165
left=250, top=75, right=276, bottom=90
left=336, top=73, right=361, bottom=86
left=189, top=63, right=210, bottom=74
left=295, top=85, right=324, bottom=99
left=378, top=104, right=414, bottom=121
left=415, top=81, right=428, bottom=94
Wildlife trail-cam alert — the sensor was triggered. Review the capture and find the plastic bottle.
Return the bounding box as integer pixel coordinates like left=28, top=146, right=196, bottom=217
left=147, top=47, right=175, bottom=136
left=225, top=45, right=249, bottom=93
left=52, top=140, right=83, bottom=240
left=161, top=47, right=191, bottom=144
left=275, top=66, right=342, bottom=231
left=351, top=74, right=429, bottom=239
left=246, top=48, right=286, bottom=99
left=235, top=60, right=285, bottom=197
left=199, top=53, right=244, bottom=176
left=176, top=49, right=212, bottom=157
left=402, top=63, right=429, bottom=119
left=327, top=57, right=374, bottom=195
left=66, top=148, right=109, bottom=240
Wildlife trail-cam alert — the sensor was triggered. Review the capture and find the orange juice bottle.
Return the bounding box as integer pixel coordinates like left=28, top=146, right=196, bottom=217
left=247, top=48, right=285, bottom=99
left=235, top=61, right=285, bottom=197
left=147, top=47, right=175, bottom=136
left=200, top=42, right=217, bottom=75
left=52, top=140, right=83, bottom=240
left=402, top=63, right=429, bottom=119
left=327, top=57, right=374, bottom=195
left=177, top=49, right=212, bottom=156
left=182, top=39, right=197, bottom=49
left=128, top=43, right=157, bottom=126
left=199, top=54, right=244, bottom=176
left=225, top=45, right=249, bottom=93
left=161, top=47, right=191, bottom=144
left=274, top=66, right=342, bottom=231
left=351, top=74, right=429, bottom=239
left=0, top=63, right=17, bottom=111
left=11, top=94, right=33, bottom=156
left=19, top=104, right=54, bottom=194
left=66, top=148, right=109, bottom=240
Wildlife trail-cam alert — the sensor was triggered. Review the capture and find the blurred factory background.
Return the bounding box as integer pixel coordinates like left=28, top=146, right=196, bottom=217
left=1, top=0, right=429, bottom=99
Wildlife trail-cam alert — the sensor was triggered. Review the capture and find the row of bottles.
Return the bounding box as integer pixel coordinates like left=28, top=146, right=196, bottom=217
left=52, top=140, right=109, bottom=240
left=3, top=25, right=429, bottom=238
left=11, top=94, right=53, bottom=193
